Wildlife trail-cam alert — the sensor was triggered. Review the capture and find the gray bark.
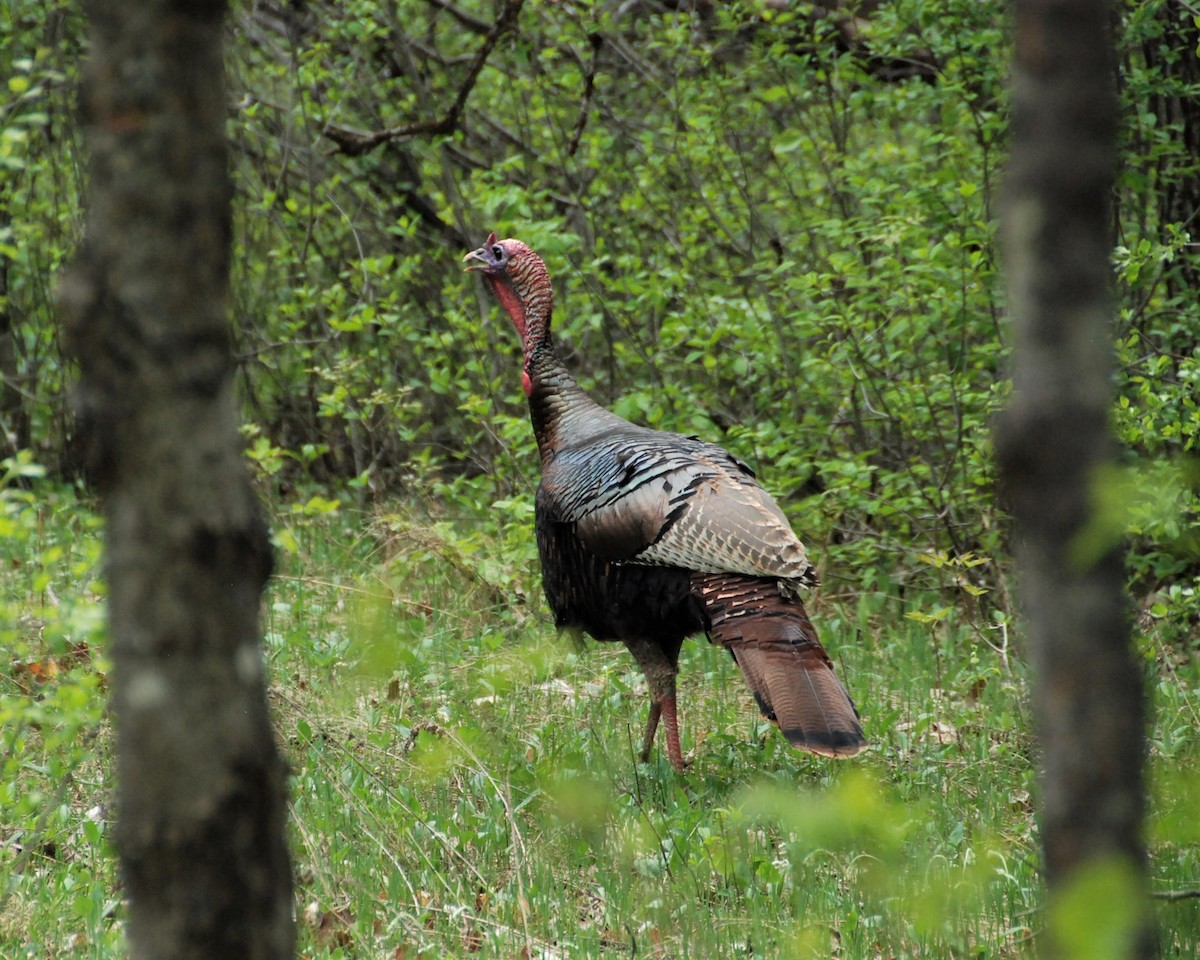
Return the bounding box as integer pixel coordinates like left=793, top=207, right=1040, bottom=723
left=58, top=2, right=294, bottom=957
left=996, top=0, right=1151, bottom=955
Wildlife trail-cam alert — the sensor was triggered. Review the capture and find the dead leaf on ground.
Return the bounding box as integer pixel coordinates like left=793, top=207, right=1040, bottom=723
left=10, top=642, right=95, bottom=692
left=302, top=901, right=354, bottom=949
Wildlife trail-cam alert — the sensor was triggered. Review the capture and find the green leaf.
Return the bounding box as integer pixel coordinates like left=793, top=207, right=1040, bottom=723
left=1047, top=858, right=1147, bottom=960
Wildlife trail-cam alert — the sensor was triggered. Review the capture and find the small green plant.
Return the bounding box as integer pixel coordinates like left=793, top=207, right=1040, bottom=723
left=5, top=491, right=1200, bottom=957
left=0, top=465, right=113, bottom=955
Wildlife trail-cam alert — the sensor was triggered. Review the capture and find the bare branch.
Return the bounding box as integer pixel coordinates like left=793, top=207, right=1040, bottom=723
left=566, top=33, right=603, bottom=159
left=1152, top=889, right=1200, bottom=902
left=324, top=0, right=524, bottom=157
left=422, top=0, right=492, bottom=35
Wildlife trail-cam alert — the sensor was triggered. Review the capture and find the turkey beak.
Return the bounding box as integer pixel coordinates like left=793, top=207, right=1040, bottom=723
left=462, top=247, right=489, bottom=272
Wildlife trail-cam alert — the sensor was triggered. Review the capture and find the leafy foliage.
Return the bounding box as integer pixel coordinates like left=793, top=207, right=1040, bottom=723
left=3, top=0, right=1197, bottom=613
left=0, top=464, right=112, bottom=954
left=3, top=1, right=1200, bottom=953
left=1, top=4, right=85, bottom=462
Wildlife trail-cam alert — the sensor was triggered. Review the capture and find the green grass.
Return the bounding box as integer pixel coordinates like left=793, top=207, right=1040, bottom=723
left=3, top=487, right=1199, bottom=958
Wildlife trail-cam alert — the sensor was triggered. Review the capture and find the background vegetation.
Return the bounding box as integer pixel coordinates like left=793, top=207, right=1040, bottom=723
left=2, top=0, right=1198, bottom=956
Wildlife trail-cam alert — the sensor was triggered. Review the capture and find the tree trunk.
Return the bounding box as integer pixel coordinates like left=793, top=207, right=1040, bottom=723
left=1141, top=9, right=1200, bottom=295
left=58, top=2, right=295, bottom=958
left=996, top=0, right=1151, bottom=956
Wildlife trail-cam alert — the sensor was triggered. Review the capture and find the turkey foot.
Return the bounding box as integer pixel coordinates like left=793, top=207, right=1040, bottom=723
left=641, top=694, right=686, bottom=773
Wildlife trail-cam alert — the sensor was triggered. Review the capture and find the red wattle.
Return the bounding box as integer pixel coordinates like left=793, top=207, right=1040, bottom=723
left=489, top=276, right=527, bottom=341
left=521, top=369, right=533, bottom=397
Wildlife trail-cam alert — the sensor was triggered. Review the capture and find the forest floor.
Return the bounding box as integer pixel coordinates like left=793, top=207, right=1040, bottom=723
left=3, top=490, right=1199, bottom=958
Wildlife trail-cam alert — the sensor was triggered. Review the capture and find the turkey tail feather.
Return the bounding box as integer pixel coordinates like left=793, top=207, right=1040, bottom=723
left=694, top=574, right=867, bottom=758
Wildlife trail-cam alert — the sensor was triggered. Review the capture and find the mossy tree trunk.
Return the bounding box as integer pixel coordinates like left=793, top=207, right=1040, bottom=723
left=996, top=0, right=1152, bottom=955
left=58, top=1, right=294, bottom=957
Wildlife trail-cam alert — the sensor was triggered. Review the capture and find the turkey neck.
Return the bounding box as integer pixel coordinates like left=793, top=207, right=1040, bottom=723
left=493, top=250, right=629, bottom=464
left=526, top=338, right=627, bottom=465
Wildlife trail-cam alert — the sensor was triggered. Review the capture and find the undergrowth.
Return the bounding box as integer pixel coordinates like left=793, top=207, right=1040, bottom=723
left=2, top=483, right=1198, bottom=958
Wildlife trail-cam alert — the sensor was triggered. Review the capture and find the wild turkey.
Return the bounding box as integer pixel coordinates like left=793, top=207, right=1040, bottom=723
left=464, top=233, right=867, bottom=771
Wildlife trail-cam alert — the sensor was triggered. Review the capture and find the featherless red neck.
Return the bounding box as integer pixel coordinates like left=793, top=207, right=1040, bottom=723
left=465, top=232, right=612, bottom=457
left=464, top=234, right=554, bottom=398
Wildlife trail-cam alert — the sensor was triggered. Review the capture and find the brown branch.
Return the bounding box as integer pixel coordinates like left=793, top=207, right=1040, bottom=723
left=1151, top=889, right=1200, bottom=902
left=324, top=0, right=523, bottom=157
left=566, top=32, right=603, bottom=159
left=421, top=0, right=492, bottom=35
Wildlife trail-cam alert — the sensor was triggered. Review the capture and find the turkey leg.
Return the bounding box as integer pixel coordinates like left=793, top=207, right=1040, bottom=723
left=641, top=699, right=662, bottom=762
left=624, top=637, right=686, bottom=772
left=640, top=693, right=684, bottom=772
